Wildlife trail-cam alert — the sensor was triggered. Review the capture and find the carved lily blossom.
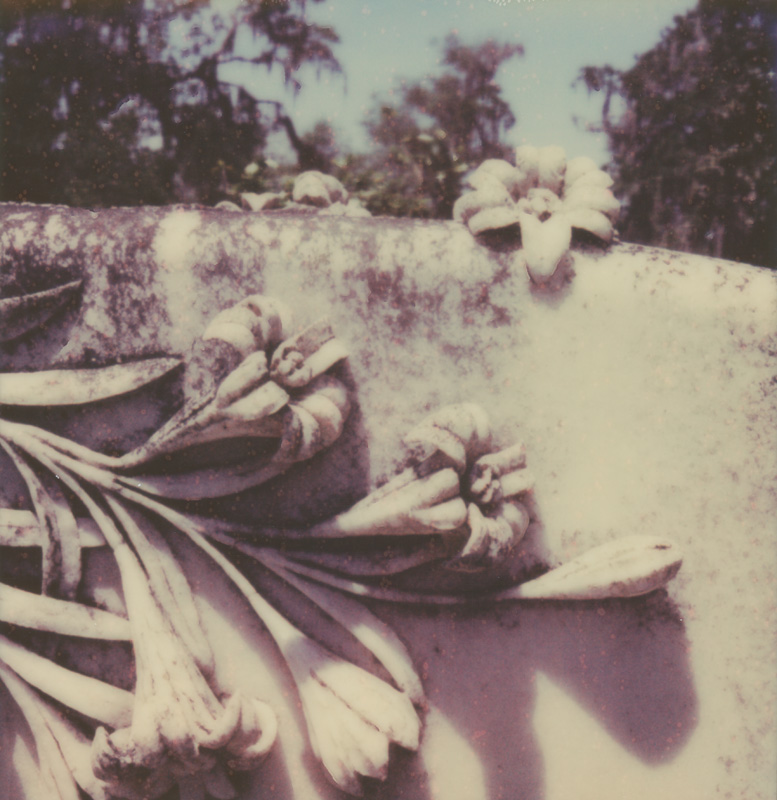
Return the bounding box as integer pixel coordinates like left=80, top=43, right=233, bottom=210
left=0, top=436, right=279, bottom=799
left=447, top=441, right=534, bottom=571
left=453, top=145, right=620, bottom=279
left=112, top=297, right=349, bottom=487
left=267, top=407, right=532, bottom=574
left=121, top=374, right=351, bottom=500
left=84, top=498, right=278, bottom=800
left=108, top=491, right=422, bottom=798
left=115, top=296, right=294, bottom=467
left=271, top=627, right=420, bottom=796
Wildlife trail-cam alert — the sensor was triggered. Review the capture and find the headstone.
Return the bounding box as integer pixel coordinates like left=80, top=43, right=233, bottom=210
left=1, top=203, right=775, bottom=800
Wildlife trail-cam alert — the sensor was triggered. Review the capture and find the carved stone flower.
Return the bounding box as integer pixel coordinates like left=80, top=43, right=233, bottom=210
left=288, top=637, right=420, bottom=795
left=453, top=145, right=621, bottom=283
left=84, top=500, right=277, bottom=800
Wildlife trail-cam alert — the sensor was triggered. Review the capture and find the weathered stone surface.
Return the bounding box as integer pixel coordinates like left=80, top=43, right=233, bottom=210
left=1, top=202, right=776, bottom=799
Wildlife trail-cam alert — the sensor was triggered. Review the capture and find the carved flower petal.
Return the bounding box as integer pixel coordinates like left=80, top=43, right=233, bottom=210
left=514, top=144, right=540, bottom=188
left=468, top=204, right=522, bottom=235
left=307, top=468, right=462, bottom=538
left=565, top=168, right=613, bottom=191
left=292, top=171, right=347, bottom=208
left=269, top=319, right=347, bottom=389
left=466, top=158, right=529, bottom=199
left=563, top=184, right=621, bottom=221
left=452, top=190, right=485, bottom=224
left=561, top=206, right=614, bottom=242
left=223, top=695, right=278, bottom=770
left=302, top=677, right=389, bottom=794
left=403, top=402, right=492, bottom=472
left=564, top=155, right=599, bottom=186
left=537, top=145, right=566, bottom=194
left=519, top=212, right=572, bottom=282
left=447, top=500, right=530, bottom=572
left=240, top=191, right=286, bottom=211
left=290, top=637, right=420, bottom=795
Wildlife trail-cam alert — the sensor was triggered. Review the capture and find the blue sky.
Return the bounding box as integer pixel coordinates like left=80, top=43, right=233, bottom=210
left=220, top=0, right=698, bottom=166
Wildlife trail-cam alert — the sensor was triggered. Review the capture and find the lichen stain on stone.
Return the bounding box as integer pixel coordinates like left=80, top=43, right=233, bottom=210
left=43, top=214, right=77, bottom=250
left=8, top=219, right=39, bottom=250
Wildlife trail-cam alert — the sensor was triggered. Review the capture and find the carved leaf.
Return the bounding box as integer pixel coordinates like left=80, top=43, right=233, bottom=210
left=0, top=442, right=81, bottom=598
left=0, top=634, right=133, bottom=727
left=255, top=547, right=424, bottom=703
left=0, top=582, right=130, bottom=640
left=0, top=358, right=182, bottom=406
left=0, top=660, right=110, bottom=800
left=0, top=280, right=82, bottom=342
left=0, top=509, right=105, bottom=548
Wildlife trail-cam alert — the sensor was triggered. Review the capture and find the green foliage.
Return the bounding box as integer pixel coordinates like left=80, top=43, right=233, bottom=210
left=580, top=0, right=777, bottom=267
left=359, top=35, right=523, bottom=218
left=0, top=0, right=340, bottom=206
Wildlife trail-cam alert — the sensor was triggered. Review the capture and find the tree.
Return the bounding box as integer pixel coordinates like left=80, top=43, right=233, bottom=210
left=355, top=35, right=523, bottom=218
left=579, top=0, right=777, bottom=267
left=0, top=0, right=341, bottom=206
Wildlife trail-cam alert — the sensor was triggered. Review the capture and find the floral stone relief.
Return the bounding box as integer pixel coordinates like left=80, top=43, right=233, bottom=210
left=0, top=286, right=683, bottom=799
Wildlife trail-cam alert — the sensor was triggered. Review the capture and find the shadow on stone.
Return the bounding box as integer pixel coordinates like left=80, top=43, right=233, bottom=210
left=371, top=587, right=695, bottom=799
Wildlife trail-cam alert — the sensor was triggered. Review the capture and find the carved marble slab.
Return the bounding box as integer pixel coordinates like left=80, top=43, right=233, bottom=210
left=1, top=203, right=776, bottom=800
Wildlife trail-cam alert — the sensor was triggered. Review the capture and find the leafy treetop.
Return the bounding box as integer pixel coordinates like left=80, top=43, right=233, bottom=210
left=579, top=0, right=776, bottom=267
